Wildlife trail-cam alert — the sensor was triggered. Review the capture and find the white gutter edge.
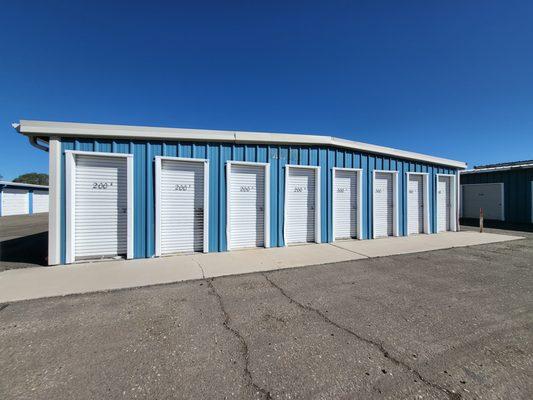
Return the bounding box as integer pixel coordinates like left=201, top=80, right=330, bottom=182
left=461, top=164, right=533, bottom=174
left=0, top=181, right=49, bottom=189
left=13, top=119, right=467, bottom=169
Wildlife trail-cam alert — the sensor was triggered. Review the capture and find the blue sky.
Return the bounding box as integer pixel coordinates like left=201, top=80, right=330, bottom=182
left=1, top=1, right=532, bottom=180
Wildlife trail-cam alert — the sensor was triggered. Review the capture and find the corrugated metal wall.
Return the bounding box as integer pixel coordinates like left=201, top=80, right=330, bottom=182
left=60, top=139, right=458, bottom=263
left=0, top=186, right=49, bottom=216
left=461, top=169, right=533, bottom=224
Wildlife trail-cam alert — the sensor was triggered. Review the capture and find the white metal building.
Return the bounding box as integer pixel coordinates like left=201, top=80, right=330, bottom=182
left=0, top=181, right=49, bottom=216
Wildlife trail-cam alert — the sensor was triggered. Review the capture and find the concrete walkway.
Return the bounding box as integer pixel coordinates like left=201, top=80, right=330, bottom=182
left=0, top=231, right=522, bottom=303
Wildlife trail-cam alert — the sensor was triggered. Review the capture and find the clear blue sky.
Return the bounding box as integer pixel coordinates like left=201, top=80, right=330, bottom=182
left=1, top=1, right=532, bottom=180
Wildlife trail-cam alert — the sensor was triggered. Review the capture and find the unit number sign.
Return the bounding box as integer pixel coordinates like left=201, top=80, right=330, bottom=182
left=337, top=188, right=346, bottom=193
left=240, top=185, right=256, bottom=192
left=92, top=182, right=114, bottom=190
left=294, top=186, right=307, bottom=192
left=175, top=184, right=192, bottom=191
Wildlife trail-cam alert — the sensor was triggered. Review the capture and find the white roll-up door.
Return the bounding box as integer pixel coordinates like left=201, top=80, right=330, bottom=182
left=437, top=176, right=451, bottom=232
left=32, top=190, right=49, bottom=213
left=461, top=183, right=504, bottom=221
left=407, top=174, right=424, bottom=234
left=1, top=189, right=29, bottom=216
left=374, top=172, right=393, bottom=237
left=334, top=169, right=357, bottom=239
left=286, top=168, right=316, bottom=244
left=74, top=155, right=128, bottom=259
left=229, top=164, right=265, bottom=249
left=160, top=159, right=205, bottom=254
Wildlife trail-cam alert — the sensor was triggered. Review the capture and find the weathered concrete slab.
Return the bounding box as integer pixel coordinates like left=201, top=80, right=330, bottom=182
left=0, top=231, right=522, bottom=303
left=0, top=256, right=203, bottom=302
left=334, top=231, right=524, bottom=258
left=195, top=243, right=361, bottom=278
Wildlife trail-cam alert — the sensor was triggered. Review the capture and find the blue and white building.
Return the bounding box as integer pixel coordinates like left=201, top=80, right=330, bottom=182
left=0, top=181, right=49, bottom=217
left=14, top=120, right=465, bottom=265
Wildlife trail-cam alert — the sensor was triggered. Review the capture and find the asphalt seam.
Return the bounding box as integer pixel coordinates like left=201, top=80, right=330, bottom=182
left=206, top=278, right=272, bottom=399
left=262, top=272, right=461, bottom=400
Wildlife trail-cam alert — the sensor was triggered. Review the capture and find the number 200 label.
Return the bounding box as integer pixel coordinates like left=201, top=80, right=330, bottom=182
left=92, top=182, right=113, bottom=190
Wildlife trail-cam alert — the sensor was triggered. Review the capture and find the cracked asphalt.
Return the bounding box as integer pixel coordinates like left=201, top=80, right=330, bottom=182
left=1, top=227, right=532, bottom=399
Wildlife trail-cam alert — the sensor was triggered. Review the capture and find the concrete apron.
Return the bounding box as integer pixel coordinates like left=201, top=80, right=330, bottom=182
left=0, top=231, right=523, bottom=303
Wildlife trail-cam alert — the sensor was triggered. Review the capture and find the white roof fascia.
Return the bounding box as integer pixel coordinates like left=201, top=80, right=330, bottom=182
left=461, top=163, right=533, bottom=174
left=0, top=181, right=49, bottom=189
left=14, top=120, right=466, bottom=169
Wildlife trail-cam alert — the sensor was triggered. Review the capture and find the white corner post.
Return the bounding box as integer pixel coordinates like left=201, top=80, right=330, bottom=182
left=127, top=156, right=134, bottom=259
left=423, top=173, right=430, bottom=234
left=154, top=157, right=162, bottom=257
left=451, top=174, right=458, bottom=232
left=48, top=137, right=61, bottom=265
left=393, top=171, right=399, bottom=237
left=204, top=160, right=210, bottom=253
left=226, top=162, right=231, bottom=251
left=283, top=165, right=289, bottom=246
left=265, top=164, right=271, bottom=248
left=315, top=166, right=321, bottom=244
left=357, top=169, right=363, bottom=240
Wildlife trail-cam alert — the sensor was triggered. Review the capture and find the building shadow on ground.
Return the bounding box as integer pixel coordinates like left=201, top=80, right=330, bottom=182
left=460, top=218, right=533, bottom=233
left=0, top=232, right=48, bottom=271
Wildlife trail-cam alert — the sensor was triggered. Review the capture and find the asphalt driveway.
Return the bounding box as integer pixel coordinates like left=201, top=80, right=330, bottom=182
left=1, top=227, right=532, bottom=399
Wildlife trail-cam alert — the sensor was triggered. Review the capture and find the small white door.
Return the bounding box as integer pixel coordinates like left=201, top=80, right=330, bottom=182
left=160, top=160, right=205, bottom=254
left=461, top=183, right=504, bottom=221
left=1, top=189, right=29, bottom=216
left=437, top=176, right=451, bottom=232
left=229, top=164, right=265, bottom=249
left=334, top=169, right=357, bottom=239
left=32, top=191, right=49, bottom=213
left=374, top=172, right=393, bottom=237
left=74, top=155, right=128, bottom=259
left=286, top=168, right=316, bottom=244
left=407, top=175, right=424, bottom=234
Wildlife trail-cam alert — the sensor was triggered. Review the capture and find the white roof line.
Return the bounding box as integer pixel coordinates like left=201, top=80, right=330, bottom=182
left=0, top=180, right=49, bottom=189
left=461, top=163, right=533, bottom=174
left=14, top=119, right=466, bottom=168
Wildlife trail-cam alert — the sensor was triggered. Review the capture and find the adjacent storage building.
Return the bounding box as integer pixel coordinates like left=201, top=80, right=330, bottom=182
left=0, top=181, right=49, bottom=216
left=14, top=120, right=465, bottom=265
left=461, top=160, right=533, bottom=224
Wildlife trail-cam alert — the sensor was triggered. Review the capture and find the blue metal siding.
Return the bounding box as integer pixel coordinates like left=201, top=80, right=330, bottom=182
left=59, top=139, right=460, bottom=262
left=461, top=169, right=533, bottom=224
left=28, top=191, right=33, bottom=215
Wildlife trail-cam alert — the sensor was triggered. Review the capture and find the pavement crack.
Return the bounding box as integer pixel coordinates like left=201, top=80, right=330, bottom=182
left=207, top=278, right=272, bottom=399
left=330, top=243, right=369, bottom=258
left=262, top=273, right=461, bottom=400
left=0, top=304, right=9, bottom=313
left=193, top=258, right=206, bottom=279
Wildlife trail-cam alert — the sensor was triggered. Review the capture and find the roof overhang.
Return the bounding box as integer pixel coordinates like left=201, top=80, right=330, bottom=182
left=461, top=163, right=533, bottom=174
left=0, top=180, right=49, bottom=190
left=13, top=119, right=466, bottom=169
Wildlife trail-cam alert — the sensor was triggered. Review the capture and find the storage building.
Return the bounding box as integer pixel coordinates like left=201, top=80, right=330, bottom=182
left=14, top=120, right=465, bottom=265
left=0, top=181, right=49, bottom=216
left=461, top=160, right=533, bottom=224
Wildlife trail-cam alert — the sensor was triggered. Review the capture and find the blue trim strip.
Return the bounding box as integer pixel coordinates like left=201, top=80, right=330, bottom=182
left=28, top=191, right=33, bottom=215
